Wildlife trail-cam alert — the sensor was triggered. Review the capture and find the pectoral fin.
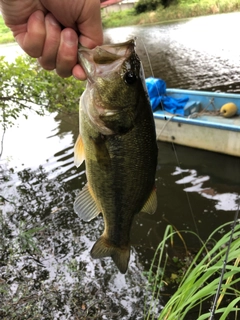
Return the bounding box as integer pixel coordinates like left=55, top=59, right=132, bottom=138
left=74, top=184, right=100, bottom=221
left=141, top=187, right=157, bottom=215
left=74, top=134, right=85, bottom=167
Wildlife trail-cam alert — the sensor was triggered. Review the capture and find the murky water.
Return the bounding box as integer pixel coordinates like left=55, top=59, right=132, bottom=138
left=105, top=12, right=240, bottom=92
left=1, top=12, right=240, bottom=319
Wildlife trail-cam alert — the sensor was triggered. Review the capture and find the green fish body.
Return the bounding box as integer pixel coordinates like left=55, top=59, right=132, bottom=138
left=74, top=39, right=158, bottom=273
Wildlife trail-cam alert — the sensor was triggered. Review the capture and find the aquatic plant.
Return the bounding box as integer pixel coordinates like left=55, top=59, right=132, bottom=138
left=145, top=222, right=240, bottom=319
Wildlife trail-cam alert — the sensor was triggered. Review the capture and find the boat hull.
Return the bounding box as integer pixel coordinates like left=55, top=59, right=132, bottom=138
left=153, top=89, right=240, bottom=157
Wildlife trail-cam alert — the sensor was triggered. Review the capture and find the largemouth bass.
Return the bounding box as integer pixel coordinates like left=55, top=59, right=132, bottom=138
left=74, top=39, right=158, bottom=274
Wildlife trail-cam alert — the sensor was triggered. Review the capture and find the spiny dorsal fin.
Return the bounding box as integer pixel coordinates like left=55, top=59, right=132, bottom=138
left=141, top=187, right=157, bottom=215
left=91, top=236, right=130, bottom=274
left=74, top=134, right=85, bottom=167
left=74, top=184, right=100, bottom=221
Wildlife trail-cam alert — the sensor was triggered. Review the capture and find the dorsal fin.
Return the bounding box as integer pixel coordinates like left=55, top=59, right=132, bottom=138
left=74, top=184, right=100, bottom=221
left=74, top=134, right=85, bottom=167
left=141, top=187, right=157, bottom=214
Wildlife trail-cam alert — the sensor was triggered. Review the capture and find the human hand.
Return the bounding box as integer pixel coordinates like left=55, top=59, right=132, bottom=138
left=0, top=0, right=103, bottom=79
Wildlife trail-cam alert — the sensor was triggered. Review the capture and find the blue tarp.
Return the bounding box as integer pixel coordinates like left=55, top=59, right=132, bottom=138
left=145, top=77, right=189, bottom=116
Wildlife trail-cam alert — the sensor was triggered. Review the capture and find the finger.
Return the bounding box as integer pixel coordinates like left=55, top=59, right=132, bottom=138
left=77, top=0, right=103, bottom=48
left=55, top=28, right=78, bottom=78
left=15, top=10, right=46, bottom=58
left=72, top=64, right=87, bottom=81
left=38, top=13, right=61, bottom=70
left=79, top=26, right=103, bottom=49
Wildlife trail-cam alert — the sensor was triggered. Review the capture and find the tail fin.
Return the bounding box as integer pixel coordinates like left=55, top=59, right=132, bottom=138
left=90, top=236, right=130, bottom=274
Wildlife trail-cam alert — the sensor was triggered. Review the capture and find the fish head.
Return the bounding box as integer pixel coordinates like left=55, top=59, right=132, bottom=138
left=78, top=39, right=148, bottom=135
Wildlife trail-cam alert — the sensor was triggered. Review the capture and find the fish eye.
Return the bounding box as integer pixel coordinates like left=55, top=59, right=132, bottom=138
left=124, top=71, right=137, bottom=85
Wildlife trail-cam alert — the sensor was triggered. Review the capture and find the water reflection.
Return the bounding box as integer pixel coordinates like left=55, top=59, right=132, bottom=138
left=1, top=164, right=155, bottom=319
left=104, top=12, right=240, bottom=92
left=173, top=166, right=239, bottom=211
left=1, top=110, right=73, bottom=171
left=3, top=112, right=239, bottom=317
left=1, top=12, right=240, bottom=318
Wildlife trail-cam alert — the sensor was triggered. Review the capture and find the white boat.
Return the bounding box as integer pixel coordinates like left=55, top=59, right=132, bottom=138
left=152, top=88, right=240, bottom=157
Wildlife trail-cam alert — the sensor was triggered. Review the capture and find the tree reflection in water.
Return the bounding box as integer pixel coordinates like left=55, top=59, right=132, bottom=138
left=0, top=165, right=156, bottom=319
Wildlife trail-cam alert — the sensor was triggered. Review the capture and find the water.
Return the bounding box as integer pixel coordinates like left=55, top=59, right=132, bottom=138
left=0, top=42, right=24, bottom=62
left=1, top=12, right=240, bottom=319
left=104, top=12, right=240, bottom=92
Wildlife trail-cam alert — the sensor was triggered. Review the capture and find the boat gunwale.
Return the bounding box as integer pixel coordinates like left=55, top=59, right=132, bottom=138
left=166, top=88, right=240, bottom=100
left=153, top=88, right=240, bottom=133
left=153, top=112, right=240, bottom=132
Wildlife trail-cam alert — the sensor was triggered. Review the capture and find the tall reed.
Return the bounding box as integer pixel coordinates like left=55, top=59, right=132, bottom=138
left=145, top=221, right=240, bottom=319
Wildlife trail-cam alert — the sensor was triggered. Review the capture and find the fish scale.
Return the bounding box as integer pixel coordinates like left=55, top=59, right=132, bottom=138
left=74, top=39, right=158, bottom=273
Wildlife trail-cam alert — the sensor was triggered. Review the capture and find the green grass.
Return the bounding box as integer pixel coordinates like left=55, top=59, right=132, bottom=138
left=145, top=222, right=240, bottom=319
left=0, top=15, right=14, bottom=44
left=102, top=0, right=240, bottom=28
left=1, top=1, right=240, bottom=43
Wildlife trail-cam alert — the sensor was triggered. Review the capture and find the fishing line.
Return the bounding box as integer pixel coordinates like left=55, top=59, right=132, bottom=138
left=209, top=197, right=240, bottom=320
left=141, top=39, right=199, bottom=237
left=140, top=38, right=155, bottom=78
left=171, top=142, right=200, bottom=237
left=156, top=114, right=176, bottom=140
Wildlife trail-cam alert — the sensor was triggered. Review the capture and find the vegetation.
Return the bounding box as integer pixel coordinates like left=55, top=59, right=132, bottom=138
left=1, top=2, right=240, bottom=318
left=0, top=55, right=84, bottom=158
left=145, top=222, right=240, bottom=319
left=0, top=55, right=84, bottom=132
left=1, top=0, right=240, bottom=42
left=0, top=15, right=14, bottom=44
left=102, top=0, right=240, bottom=28
left=134, top=0, right=176, bottom=14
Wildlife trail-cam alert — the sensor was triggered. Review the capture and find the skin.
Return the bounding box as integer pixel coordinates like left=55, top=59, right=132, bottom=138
left=0, top=0, right=103, bottom=79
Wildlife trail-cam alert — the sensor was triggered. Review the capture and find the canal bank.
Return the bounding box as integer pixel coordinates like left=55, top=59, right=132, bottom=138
left=102, top=0, right=240, bottom=28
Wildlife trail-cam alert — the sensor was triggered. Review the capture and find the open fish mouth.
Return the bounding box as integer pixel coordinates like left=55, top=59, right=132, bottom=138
left=78, top=39, right=137, bottom=82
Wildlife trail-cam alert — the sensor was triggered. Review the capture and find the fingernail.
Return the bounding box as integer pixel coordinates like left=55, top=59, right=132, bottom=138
left=63, top=29, right=77, bottom=47
left=34, top=10, right=44, bottom=22
left=46, top=14, right=59, bottom=26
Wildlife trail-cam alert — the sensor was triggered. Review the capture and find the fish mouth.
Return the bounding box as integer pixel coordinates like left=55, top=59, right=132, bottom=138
left=78, top=39, right=136, bottom=82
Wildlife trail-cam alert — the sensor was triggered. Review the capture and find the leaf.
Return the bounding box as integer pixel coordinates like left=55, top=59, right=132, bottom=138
left=0, top=55, right=85, bottom=131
